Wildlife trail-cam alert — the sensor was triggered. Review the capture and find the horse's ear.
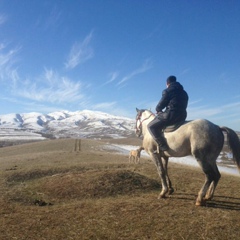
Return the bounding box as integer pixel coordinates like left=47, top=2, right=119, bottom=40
left=136, top=108, right=139, bottom=112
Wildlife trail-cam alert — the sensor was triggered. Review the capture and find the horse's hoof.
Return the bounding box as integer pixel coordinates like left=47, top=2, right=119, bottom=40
left=195, top=201, right=202, bottom=206
left=195, top=200, right=206, bottom=206
left=158, top=193, right=167, bottom=199
left=204, top=197, right=212, bottom=201
left=168, top=188, right=174, bottom=195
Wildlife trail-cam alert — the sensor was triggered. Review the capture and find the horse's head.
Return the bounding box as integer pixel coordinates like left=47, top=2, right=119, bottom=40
left=135, top=108, right=155, bottom=137
left=135, top=108, right=144, bottom=137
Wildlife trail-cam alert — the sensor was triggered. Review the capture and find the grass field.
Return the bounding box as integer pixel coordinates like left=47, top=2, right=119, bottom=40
left=0, top=138, right=239, bottom=240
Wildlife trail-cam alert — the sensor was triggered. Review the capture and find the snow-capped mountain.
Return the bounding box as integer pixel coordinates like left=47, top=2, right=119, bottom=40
left=0, top=110, right=136, bottom=141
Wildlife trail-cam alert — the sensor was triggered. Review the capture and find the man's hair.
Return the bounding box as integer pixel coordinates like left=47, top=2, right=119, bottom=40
left=166, top=76, right=177, bottom=84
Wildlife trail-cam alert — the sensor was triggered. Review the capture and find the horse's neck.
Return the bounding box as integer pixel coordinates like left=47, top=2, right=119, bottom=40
left=141, top=112, right=155, bottom=136
left=142, top=111, right=155, bottom=119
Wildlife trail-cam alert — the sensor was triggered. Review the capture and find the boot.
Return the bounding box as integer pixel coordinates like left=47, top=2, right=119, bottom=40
left=155, top=135, right=169, bottom=151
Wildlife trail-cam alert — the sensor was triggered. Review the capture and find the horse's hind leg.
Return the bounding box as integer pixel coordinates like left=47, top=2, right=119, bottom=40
left=196, top=160, right=216, bottom=206
left=205, top=163, right=221, bottom=200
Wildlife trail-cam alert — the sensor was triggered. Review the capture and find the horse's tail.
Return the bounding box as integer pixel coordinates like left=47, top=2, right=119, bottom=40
left=220, top=126, right=240, bottom=171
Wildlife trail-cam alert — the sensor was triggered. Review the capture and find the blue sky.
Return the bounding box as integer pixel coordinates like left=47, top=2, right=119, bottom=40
left=0, top=1, right=240, bottom=130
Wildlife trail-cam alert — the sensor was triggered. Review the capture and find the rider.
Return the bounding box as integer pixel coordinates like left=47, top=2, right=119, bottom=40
left=148, top=76, right=189, bottom=151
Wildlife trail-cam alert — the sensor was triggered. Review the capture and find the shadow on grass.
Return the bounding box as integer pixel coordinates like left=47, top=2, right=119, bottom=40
left=206, top=195, right=240, bottom=211
left=171, top=192, right=240, bottom=211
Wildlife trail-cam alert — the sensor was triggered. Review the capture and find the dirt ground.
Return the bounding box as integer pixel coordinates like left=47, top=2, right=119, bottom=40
left=0, top=138, right=239, bottom=240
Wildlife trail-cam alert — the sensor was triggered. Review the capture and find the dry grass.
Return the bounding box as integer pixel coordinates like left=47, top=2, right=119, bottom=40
left=0, top=138, right=240, bottom=240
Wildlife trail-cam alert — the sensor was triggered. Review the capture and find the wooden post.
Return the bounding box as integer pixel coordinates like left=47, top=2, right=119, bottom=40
left=74, top=139, right=77, bottom=151
left=78, top=139, right=81, bottom=151
left=74, top=139, right=81, bottom=151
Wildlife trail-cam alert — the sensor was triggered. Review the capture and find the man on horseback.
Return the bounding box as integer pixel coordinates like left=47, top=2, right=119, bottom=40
left=148, top=76, right=189, bottom=151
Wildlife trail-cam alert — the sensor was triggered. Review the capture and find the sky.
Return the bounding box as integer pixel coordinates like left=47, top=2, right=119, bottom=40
left=0, top=1, right=240, bottom=131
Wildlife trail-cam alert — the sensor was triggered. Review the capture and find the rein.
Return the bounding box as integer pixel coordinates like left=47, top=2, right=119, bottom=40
left=135, top=111, right=155, bottom=137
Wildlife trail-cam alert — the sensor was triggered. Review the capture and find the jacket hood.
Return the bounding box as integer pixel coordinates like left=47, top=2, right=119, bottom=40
left=169, top=81, right=184, bottom=91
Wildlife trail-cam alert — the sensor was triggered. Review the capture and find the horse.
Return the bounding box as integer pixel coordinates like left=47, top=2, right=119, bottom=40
left=135, top=108, right=240, bottom=206
left=129, top=147, right=144, bottom=164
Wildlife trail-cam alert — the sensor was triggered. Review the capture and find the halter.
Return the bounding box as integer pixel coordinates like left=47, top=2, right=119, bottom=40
left=135, top=110, right=155, bottom=137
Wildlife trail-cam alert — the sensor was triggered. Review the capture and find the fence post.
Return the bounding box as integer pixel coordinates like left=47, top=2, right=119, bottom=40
left=78, top=139, right=81, bottom=151
left=74, top=139, right=81, bottom=151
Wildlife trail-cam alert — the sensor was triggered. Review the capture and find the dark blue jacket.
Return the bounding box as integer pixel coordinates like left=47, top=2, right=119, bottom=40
left=156, top=82, right=188, bottom=124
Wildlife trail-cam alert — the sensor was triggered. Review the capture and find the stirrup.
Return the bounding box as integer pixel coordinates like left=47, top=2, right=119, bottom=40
left=157, top=144, right=169, bottom=152
left=160, top=145, right=169, bottom=151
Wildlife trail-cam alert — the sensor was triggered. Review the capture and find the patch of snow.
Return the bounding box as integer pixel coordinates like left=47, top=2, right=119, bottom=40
left=107, top=144, right=239, bottom=176
left=0, top=110, right=135, bottom=140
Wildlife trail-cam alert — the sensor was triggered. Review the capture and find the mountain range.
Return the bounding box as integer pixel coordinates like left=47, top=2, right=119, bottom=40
left=0, top=110, right=136, bottom=142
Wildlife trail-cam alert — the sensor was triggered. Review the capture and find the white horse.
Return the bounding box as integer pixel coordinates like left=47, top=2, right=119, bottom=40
left=135, top=108, right=240, bottom=206
left=129, top=147, right=144, bottom=164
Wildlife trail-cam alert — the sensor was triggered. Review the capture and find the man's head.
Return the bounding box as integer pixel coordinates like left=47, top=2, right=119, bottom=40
left=166, top=76, right=177, bottom=85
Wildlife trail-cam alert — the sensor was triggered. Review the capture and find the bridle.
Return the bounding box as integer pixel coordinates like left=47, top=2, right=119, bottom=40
left=135, top=110, right=155, bottom=137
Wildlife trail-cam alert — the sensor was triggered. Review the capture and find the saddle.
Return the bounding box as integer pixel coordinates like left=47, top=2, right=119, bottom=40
left=163, top=120, right=187, bottom=133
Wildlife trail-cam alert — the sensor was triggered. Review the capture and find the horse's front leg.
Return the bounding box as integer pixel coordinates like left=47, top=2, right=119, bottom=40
left=150, top=153, right=168, bottom=198
left=161, top=156, right=174, bottom=195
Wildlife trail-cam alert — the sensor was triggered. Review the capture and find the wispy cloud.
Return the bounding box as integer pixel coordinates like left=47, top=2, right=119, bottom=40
left=65, top=31, right=94, bottom=70
left=117, top=59, right=153, bottom=85
left=187, top=106, right=222, bottom=120
left=0, top=14, right=7, bottom=25
left=188, top=99, right=203, bottom=106
left=179, top=68, right=190, bottom=76
left=103, top=71, right=119, bottom=85
left=0, top=44, right=19, bottom=66
left=0, top=43, right=90, bottom=111
left=187, top=99, right=240, bottom=124
left=91, top=101, right=132, bottom=117
left=45, top=6, right=62, bottom=29
left=187, top=99, right=222, bottom=120
left=0, top=96, right=63, bottom=113
left=0, top=43, right=21, bottom=84
left=145, top=24, right=162, bottom=40
left=92, top=101, right=117, bottom=110
left=222, top=101, right=240, bottom=110
left=14, top=68, right=84, bottom=104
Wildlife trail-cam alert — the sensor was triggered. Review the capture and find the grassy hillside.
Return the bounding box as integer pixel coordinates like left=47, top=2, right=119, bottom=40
left=0, top=139, right=239, bottom=240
